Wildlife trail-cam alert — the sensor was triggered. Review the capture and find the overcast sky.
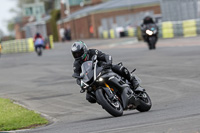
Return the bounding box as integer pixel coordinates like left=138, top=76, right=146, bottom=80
left=0, top=0, right=18, bottom=35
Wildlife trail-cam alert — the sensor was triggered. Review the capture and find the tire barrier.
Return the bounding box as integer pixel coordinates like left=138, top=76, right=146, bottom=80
left=102, top=28, right=136, bottom=39
left=127, top=27, right=135, bottom=37
left=182, top=20, right=197, bottom=37
left=1, top=39, right=32, bottom=54
left=103, top=31, right=109, bottom=39
left=160, top=20, right=198, bottom=38
left=100, top=19, right=200, bottom=39
left=1, top=35, right=54, bottom=54
left=49, top=35, right=54, bottom=49
left=109, top=29, right=115, bottom=39
left=162, top=22, right=174, bottom=38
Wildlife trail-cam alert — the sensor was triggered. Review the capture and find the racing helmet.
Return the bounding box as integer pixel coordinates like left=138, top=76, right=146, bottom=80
left=71, top=41, right=88, bottom=60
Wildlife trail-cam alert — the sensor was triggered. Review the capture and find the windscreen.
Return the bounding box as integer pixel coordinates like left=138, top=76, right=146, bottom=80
left=81, top=61, right=94, bottom=82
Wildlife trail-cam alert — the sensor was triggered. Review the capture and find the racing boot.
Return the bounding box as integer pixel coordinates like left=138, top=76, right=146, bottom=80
left=130, top=76, right=146, bottom=92
left=130, top=76, right=139, bottom=90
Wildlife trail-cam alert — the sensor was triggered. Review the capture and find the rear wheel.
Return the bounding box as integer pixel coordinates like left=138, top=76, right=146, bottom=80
left=37, top=48, right=42, bottom=56
left=96, top=89, right=123, bottom=117
left=136, top=92, right=152, bottom=112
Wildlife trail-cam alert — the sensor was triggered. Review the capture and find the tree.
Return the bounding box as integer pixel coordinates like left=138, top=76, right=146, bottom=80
left=7, top=21, right=15, bottom=33
left=7, top=0, right=56, bottom=33
left=0, top=29, right=4, bottom=39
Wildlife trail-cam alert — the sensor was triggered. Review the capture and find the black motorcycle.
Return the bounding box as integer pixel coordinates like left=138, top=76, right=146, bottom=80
left=73, top=56, right=152, bottom=117
left=143, top=24, right=158, bottom=50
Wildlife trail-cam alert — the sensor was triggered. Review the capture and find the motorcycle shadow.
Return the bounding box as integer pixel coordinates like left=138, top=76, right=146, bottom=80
left=73, top=111, right=142, bottom=124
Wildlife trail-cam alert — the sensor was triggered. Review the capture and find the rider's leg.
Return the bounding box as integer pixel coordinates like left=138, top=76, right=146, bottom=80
left=86, top=92, right=96, bottom=103
left=35, top=46, right=38, bottom=52
left=112, top=64, right=139, bottom=90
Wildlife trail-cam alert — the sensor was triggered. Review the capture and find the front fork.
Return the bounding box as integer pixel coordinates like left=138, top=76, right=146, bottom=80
left=102, top=83, right=116, bottom=100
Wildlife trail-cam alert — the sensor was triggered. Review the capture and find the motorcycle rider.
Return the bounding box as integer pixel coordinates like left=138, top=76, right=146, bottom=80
left=140, top=16, right=156, bottom=42
left=71, top=41, right=141, bottom=103
left=34, top=33, right=45, bottom=52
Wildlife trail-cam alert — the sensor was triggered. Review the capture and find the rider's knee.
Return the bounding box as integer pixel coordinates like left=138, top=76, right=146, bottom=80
left=86, top=93, right=96, bottom=103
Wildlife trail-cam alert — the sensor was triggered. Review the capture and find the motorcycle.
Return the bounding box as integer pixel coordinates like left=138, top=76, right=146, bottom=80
left=34, top=38, right=45, bottom=56
left=73, top=56, right=152, bottom=117
left=143, top=24, right=158, bottom=50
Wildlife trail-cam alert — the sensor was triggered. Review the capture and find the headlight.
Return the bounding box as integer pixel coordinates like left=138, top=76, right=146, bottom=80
left=98, top=77, right=104, bottom=82
left=146, top=30, right=153, bottom=35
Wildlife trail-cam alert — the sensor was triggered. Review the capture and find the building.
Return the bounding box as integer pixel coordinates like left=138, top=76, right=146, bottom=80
left=57, top=0, right=161, bottom=41
left=60, top=0, right=105, bottom=19
left=161, top=0, right=200, bottom=21
left=14, top=0, right=61, bottom=39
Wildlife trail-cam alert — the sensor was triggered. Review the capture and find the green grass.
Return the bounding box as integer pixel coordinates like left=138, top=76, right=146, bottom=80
left=0, top=98, right=48, bottom=131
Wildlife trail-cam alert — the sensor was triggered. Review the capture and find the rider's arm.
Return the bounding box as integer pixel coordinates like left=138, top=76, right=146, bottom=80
left=90, top=49, right=112, bottom=65
left=72, top=60, right=82, bottom=86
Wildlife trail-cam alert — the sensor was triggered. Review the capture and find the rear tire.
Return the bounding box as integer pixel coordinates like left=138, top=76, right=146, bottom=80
left=37, top=48, right=42, bottom=56
left=136, top=92, right=152, bottom=112
left=96, top=89, right=123, bottom=117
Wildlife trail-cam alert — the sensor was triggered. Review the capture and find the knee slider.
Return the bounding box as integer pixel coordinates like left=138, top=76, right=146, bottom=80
left=86, top=93, right=96, bottom=103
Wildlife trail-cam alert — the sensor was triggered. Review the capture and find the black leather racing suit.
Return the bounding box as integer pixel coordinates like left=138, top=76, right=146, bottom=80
left=72, top=49, right=139, bottom=103
left=141, top=17, right=157, bottom=42
left=72, top=49, right=112, bottom=85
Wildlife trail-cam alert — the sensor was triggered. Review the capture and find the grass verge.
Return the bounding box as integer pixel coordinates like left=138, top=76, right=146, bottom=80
left=0, top=98, right=48, bottom=131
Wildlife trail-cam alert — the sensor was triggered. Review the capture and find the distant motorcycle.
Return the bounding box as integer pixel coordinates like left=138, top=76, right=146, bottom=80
left=34, top=38, right=44, bottom=56
left=73, top=55, right=152, bottom=117
left=143, top=24, right=158, bottom=50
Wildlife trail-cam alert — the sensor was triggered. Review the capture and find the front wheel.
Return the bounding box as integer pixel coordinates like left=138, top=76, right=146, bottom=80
left=136, top=92, right=152, bottom=112
left=148, top=36, right=157, bottom=50
left=95, top=89, right=123, bottom=117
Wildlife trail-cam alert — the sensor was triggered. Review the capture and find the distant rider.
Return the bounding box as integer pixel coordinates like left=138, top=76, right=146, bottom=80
left=71, top=41, right=141, bottom=103
left=34, top=33, right=45, bottom=51
left=140, top=16, right=156, bottom=41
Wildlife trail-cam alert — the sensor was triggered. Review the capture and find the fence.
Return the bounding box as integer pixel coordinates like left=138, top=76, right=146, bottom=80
left=1, top=35, right=54, bottom=54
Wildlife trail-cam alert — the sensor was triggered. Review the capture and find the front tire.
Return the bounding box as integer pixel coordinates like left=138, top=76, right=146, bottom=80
left=148, top=36, right=156, bottom=50
left=96, top=89, right=123, bottom=117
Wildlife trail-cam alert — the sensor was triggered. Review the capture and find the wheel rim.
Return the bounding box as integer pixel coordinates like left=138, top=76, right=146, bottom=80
left=105, top=94, right=121, bottom=110
left=138, top=92, right=150, bottom=105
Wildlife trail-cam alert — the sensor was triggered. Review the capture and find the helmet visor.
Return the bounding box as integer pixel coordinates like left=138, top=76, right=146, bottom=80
left=72, top=49, right=84, bottom=59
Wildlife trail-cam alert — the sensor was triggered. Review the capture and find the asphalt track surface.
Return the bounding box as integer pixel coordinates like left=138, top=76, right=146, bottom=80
left=0, top=37, right=200, bottom=133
